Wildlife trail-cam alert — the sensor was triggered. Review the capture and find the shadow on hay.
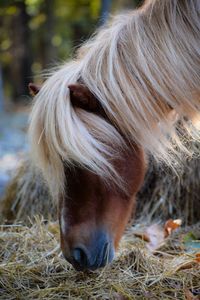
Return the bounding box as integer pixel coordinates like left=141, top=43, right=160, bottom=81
left=0, top=141, right=200, bottom=225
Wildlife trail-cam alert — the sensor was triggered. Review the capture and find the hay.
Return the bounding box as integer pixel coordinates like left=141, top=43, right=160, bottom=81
left=0, top=217, right=199, bottom=299
left=0, top=147, right=200, bottom=299
left=137, top=152, right=200, bottom=225
left=0, top=160, right=56, bottom=224
left=1, top=141, right=200, bottom=224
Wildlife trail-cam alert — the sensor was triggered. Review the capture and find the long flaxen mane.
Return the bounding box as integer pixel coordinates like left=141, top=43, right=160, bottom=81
left=29, top=0, right=200, bottom=198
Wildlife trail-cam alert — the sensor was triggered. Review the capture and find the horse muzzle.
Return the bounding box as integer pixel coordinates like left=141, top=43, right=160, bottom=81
left=62, top=230, right=115, bottom=271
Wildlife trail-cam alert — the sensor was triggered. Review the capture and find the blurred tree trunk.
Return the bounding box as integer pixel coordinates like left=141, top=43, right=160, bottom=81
left=0, top=65, right=4, bottom=111
left=99, top=0, right=112, bottom=25
left=113, top=0, right=142, bottom=10
left=38, top=0, right=56, bottom=69
left=10, top=1, right=32, bottom=103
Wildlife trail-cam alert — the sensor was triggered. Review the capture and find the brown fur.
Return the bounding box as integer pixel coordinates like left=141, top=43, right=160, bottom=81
left=59, top=143, right=146, bottom=258
left=29, top=81, right=147, bottom=264
left=29, top=82, right=105, bottom=116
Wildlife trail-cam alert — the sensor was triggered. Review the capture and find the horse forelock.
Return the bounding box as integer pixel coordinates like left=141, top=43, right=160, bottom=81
left=29, top=0, right=200, bottom=198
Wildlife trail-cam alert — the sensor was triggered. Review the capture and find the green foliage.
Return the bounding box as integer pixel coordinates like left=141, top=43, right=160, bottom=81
left=0, top=0, right=101, bottom=101
left=0, top=0, right=141, bottom=101
left=0, top=0, right=101, bottom=67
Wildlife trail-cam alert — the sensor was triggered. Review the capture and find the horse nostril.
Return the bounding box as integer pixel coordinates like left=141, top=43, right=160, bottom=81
left=67, top=232, right=115, bottom=271
left=72, top=247, right=88, bottom=269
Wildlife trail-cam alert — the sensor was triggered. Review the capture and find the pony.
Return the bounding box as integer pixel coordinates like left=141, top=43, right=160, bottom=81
left=29, top=0, right=200, bottom=271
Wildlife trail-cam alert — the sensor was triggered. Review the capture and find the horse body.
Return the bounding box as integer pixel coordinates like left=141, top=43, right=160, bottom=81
left=29, top=0, right=200, bottom=270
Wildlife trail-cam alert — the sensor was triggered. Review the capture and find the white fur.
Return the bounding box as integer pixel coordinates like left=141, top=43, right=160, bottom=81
left=61, top=207, right=68, bottom=235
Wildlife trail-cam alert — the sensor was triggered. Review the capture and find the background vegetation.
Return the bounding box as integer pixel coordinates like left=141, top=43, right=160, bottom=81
left=0, top=0, right=142, bottom=105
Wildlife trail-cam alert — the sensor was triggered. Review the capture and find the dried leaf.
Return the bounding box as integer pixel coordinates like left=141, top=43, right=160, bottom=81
left=164, top=219, right=182, bottom=237
left=133, top=219, right=182, bottom=251
left=195, top=253, right=200, bottom=263
left=133, top=232, right=150, bottom=242
left=146, top=224, right=165, bottom=251
left=184, top=289, right=200, bottom=300
left=176, top=261, right=197, bottom=271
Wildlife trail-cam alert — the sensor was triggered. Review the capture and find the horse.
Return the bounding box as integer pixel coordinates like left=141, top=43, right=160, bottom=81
left=29, top=0, right=200, bottom=271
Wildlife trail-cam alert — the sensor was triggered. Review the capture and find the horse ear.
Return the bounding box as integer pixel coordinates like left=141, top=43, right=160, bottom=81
left=28, top=83, right=41, bottom=96
left=68, top=84, right=98, bottom=112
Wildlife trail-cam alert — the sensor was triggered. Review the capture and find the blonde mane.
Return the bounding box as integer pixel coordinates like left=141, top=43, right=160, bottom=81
left=29, top=0, right=200, bottom=197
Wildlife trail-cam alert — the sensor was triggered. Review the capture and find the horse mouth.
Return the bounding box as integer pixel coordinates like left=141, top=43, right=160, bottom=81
left=64, top=242, right=114, bottom=271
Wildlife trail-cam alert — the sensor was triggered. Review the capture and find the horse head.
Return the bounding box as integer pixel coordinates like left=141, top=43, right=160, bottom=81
left=60, top=84, right=146, bottom=271
left=29, top=82, right=146, bottom=271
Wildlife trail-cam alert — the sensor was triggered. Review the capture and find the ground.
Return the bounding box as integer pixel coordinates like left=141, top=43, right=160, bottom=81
left=0, top=219, right=199, bottom=299
left=0, top=110, right=199, bottom=300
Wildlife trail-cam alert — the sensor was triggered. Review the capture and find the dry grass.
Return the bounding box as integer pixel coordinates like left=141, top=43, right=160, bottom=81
left=0, top=217, right=199, bottom=300
left=137, top=149, right=200, bottom=224
left=0, top=161, right=56, bottom=224
left=0, top=142, right=199, bottom=299
left=1, top=140, right=200, bottom=225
